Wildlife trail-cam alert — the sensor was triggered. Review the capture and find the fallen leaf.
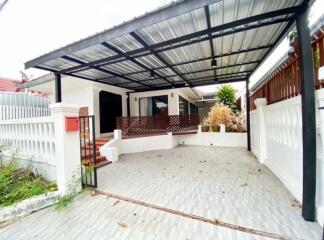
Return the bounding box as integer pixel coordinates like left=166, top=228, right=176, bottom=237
left=113, top=200, right=120, bottom=206
left=240, top=183, right=248, bottom=187
left=118, top=222, right=128, bottom=228
left=90, top=191, right=97, bottom=196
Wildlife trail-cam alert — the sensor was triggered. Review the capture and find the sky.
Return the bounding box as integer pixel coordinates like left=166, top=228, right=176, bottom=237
left=0, top=0, right=171, bottom=79
left=0, top=0, right=323, bottom=96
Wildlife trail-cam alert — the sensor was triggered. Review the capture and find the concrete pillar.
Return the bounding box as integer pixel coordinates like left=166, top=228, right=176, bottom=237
left=50, top=103, right=81, bottom=194
left=114, top=129, right=122, bottom=140
left=254, top=98, right=267, bottom=164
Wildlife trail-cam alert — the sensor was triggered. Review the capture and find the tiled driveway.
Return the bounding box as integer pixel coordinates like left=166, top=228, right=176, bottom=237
left=96, top=146, right=322, bottom=239
left=0, top=146, right=322, bottom=239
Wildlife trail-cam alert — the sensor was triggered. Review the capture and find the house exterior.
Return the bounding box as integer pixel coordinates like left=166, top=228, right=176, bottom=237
left=4, top=0, right=319, bottom=225
left=23, top=74, right=200, bottom=137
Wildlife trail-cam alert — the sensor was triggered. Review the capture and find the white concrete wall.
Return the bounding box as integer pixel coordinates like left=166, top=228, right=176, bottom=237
left=25, top=75, right=130, bottom=137
left=100, top=129, right=247, bottom=163
left=129, top=88, right=197, bottom=116
left=250, top=89, right=324, bottom=225
left=0, top=116, right=56, bottom=181
left=0, top=103, right=82, bottom=194
left=178, top=132, right=247, bottom=148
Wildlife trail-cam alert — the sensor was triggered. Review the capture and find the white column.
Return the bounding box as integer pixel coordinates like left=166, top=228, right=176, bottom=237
left=50, top=103, right=82, bottom=194
left=254, top=98, right=267, bottom=164
left=316, top=97, right=324, bottom=225
left=114, top=129, right=122, bottom=140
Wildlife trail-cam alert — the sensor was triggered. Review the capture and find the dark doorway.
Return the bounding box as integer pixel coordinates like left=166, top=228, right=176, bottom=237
left=99, top=91, right=122, bottom=133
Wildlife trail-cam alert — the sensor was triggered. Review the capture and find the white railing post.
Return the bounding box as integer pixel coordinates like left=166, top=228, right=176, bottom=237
left=50, top=103, right=82, bottom=195
left=254, top=98, right=267, bottom=164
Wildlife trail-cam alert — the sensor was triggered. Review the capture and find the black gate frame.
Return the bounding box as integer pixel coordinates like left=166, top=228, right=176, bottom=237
left=79, top=115, right=97, bottom=188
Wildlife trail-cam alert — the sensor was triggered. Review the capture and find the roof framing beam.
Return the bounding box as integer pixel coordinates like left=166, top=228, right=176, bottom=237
left=133, top=76, right=247, bottom=92
left=95, top=45, right=271, bottom=81
left=61, top=55, right=153, bottom=89
left=54, top=6, right=298, bottom=74
left=116, top=61, right=258, bottom=86
left=129, top=31, right=191, bottom=86
left=100, top=42, right=174, bottom=86
left=249, top=19, right=296, bottom=79
left=204, top=5, right=216, bottom=77
left=26, top=0, right=223, bottom=69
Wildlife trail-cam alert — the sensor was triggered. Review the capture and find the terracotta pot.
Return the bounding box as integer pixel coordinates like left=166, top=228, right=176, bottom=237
left=202, top=125, right=209, bottom=132
left=212, top=125, right=220, bottom=132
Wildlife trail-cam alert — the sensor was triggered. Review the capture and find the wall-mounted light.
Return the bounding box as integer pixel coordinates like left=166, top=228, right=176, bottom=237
left=170, top=92, right=174, bottom=98
left=134, top=97, right=137, bottom=102
left=319, top=66, right=324, bottom=81
left=210, top=59, right=217, bottom=68
left=150, top=70, right=155, bottom=79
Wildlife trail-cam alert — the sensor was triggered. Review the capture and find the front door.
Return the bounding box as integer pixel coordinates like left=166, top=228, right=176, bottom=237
left=99, top=91, right=122, bottom=133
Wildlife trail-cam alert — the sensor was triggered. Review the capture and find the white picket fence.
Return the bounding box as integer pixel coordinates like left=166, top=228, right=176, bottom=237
left=0, top=92, right=51, bottom=120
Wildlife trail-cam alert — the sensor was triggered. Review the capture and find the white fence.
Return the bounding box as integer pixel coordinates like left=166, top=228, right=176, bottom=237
left=250, top=89, right=324, bottom=225
left=0, top=92, right=51, bottom=120
left=0, top=117, right=56, bottom=181
left=0, top=103, right=82, bottom=194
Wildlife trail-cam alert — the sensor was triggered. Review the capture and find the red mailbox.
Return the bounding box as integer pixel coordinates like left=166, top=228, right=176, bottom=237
left=65, top=116, right=79, bottom=132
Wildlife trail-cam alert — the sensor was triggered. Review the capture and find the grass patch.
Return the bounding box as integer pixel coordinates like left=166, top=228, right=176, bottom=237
left=54, top=195, right=73, bottom=211
left=0, top=160, right=57, bottom=207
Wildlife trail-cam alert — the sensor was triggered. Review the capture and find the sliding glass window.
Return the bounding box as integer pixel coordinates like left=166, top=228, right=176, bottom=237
left=139, top=95, right=168, bottom=116
left=179, top=96, right=189, bottom=115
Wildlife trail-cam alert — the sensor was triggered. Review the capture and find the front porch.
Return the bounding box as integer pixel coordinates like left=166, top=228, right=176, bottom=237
left=96, top=145, right=321, bottom=239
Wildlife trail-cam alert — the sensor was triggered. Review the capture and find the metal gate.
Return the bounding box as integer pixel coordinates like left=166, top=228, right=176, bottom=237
left=79, top=115, right=97, bottom=188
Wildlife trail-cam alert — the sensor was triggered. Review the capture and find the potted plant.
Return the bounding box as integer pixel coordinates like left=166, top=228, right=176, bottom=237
left=201, top=125, right=209, bottom=132
left=212, top=125, right=220, bottom=132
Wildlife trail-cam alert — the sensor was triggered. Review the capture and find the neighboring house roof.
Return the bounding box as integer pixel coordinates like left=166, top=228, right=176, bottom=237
left=0, top=76, right=50, bottom=96
left=0, top=77, right=21, bottom=92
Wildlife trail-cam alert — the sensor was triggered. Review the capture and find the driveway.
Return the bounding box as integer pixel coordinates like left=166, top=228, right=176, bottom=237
left=0, top=146, right=322, bottom=239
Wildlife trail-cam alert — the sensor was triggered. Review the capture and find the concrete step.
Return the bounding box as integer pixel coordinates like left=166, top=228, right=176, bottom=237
left=96, top=160, right=111, bottom=168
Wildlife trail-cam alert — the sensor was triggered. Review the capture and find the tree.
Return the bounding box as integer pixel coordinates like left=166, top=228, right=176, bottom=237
left=215, top=85, right=237, bottom=112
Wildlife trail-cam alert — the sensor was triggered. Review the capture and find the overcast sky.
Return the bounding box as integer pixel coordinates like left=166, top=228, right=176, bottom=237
left=0, top=0, right=323, bottom=95
left=0, top=0, right=171, bottom=79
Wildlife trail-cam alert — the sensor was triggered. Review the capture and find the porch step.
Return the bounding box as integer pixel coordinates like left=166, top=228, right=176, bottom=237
left=172, top=131, right=198, bottom=135
left=96, top=160, right=111, bottom=168
left=81, top=138, right=112, bottom=168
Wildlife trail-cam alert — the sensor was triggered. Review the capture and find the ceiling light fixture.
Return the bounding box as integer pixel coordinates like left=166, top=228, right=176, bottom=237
left=150, top=70, right=155, bottom=79
left=210, top=59, right=217, bottom=68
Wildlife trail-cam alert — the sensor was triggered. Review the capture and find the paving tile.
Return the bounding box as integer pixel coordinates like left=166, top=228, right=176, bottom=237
left=0, top=146, right=322, bottom=240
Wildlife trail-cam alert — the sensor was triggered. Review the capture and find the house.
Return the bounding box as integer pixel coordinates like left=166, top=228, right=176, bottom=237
left=0, top=0, right=324, bottom=239
left=23, top=74, right=201, bottom=138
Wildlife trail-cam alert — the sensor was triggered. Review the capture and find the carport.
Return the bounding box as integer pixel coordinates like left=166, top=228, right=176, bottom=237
left=25, top=0, right=317, bottom=221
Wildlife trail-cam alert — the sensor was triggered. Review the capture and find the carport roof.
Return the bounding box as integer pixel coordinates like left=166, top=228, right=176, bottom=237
left=25, top=0, right=309, bottom=92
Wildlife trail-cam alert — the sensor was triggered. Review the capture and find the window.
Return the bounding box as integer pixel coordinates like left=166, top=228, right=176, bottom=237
left=139, top=95, right=168, bottom=116
left=179, top=96, right=189, bottom=115
left=189, top=102, right=198, bottom=114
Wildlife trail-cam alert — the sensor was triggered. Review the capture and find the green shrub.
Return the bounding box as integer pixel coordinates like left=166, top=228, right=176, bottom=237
left=215, top=85, right=237, bottom=112
left=0, top=160, right=56, bottom=207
